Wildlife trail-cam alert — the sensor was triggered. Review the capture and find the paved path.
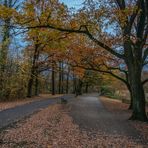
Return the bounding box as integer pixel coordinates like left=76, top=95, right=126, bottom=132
left=0, top=94, right=73, bottom=129
left=69, top=94, right=142, bottom=139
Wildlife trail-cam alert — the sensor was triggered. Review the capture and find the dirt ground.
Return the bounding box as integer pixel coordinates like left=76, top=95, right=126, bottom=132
left=100, top=96, right=148, bottom=143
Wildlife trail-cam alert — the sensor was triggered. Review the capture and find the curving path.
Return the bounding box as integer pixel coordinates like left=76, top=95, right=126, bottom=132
left=0, top=94, right=73, bottom=129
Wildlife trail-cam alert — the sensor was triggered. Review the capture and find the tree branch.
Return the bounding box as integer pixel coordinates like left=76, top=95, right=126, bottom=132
left=71, top=61, right=128, bottom=86
left=103, top=62, right=127, bottom=74
left=136, top=0, right=146, bottom=40
left=128, top=0, right=141, bottom=31
left=115, top=0, right=126, bottom=9
left=27, top=25, right=125, bottom=59
left=143, top=47, right=148, bottom=62
left=142, top=79, right=148, bottom=85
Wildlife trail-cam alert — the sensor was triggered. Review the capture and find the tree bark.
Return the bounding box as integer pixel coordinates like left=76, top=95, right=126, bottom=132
left=128, top=90, right=133, bottom=110
left=58, top=62, right=61, bottom=94
left=73, top=76, right=76, bottom=94
left=66, top=75, right=69, bottom=94
left=0, top=17, right=10, bottom=100
left=27, top=75, right=34, bottom=98
left=85, top=82, right=89, bottom=93
left=58, top=62, right=64, bottom=94
left=51, top=64, right=55, bottom=95
left=127, top=84, right=134, bottom=110
left=75, top=79, right=83, bottom=96
left=66, top=69, right=69, bottom=94
left=34, top=70, right=39, bottom=96
left=61, top=62, right=64, bottom=94
left=125, top=83, right=133, bottom=110
left=127, top=61, right=147, bottom=121
left=27, top=43, right=39, bottom=97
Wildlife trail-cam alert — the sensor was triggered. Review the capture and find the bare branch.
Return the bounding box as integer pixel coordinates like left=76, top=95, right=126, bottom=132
left=143, top=47, right=148, bottom=62
left=142, top=79, right=148, bottom=85
left=71, top=61, right=128, bottom=86
left=115, top=0, right=126, bottom=9
left=128, top=0, right=141, bottom=31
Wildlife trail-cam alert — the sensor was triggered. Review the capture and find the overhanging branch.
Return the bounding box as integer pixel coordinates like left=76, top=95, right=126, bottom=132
left=71, top=62, right=128, bottom=86
left=27, top=24, right=125, bottom=59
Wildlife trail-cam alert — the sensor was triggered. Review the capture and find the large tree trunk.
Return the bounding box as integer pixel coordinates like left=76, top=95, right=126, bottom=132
left=128, top=62, right=147, bottom=121
left=125, top=83, right=133, bottom=110
left=27, top=44, right=39, bottom=97
left=128, top=91, right=133, bottom=110
left=0, top=20, right=10, bottom=100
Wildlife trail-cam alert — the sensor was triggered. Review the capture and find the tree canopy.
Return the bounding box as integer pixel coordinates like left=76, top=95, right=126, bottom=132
left=0, top=0, right=148, bottom=121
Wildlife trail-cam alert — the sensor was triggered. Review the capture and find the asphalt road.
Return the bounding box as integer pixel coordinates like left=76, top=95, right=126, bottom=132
left=0, top=94, right=73, bottom=129
left=69, top=93, right=143, bottom=139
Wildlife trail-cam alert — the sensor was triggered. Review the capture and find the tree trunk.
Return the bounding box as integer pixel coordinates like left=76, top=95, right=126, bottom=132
left=125, top=83, right=133, bottom=110
left=66, top=66, right=70, bottom=94
left=72, top=72, right=76, bottom=94
left=27, top=75, right=34, bottom=97
left=66, top=72, right=69, bottom=94
left=61, top=62, right=64, bottom=94
left=128, top=62, right=147, bottom=121
left=78, top=80, right=83, bottom=95
left=34, top=70, right=39, bottom=96
left=58, top=62, right=61, bottom=94
left=85, top=82, right=89, bottom=93
left=27, top=43, right=39, bottom=97
left=0, top=19, right=10, bottom=100
left=51, top=64, right=55, bottom=95
left=128, top=90, right=133, bottom=110
left=75, top=79, right=83, bottom=96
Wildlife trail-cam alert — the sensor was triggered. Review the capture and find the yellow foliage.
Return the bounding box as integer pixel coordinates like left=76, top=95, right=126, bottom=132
left=0, top=5, right=17, bottom=19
